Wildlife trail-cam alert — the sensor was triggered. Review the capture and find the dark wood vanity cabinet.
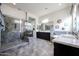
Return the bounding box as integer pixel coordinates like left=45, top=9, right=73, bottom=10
left=37, top=32, right=50, bottom=41
left=54, top=42, right=79, bottom=56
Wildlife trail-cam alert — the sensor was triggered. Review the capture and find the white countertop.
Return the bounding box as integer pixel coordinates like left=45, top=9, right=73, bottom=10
left=52, top=35, right=79, bottom=48
left=37, top=31, right=50, bottom=32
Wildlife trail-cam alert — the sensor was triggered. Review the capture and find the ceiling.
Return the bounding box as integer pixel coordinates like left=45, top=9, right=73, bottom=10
left=6, top=3, right=72, bottom=17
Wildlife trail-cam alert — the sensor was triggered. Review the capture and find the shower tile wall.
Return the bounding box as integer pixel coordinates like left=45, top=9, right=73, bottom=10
left=1, top=16, right=22, bottom=47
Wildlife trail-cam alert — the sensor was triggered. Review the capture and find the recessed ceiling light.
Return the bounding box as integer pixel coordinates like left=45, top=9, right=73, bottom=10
left=58, top=3, right=62, bottom=6
left=13, top=3, right=16, bottom=5
left=42, top=19, right=49, bottom=23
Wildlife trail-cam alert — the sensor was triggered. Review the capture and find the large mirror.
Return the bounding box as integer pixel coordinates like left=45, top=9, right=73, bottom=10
left=72, top=4, right=79, bottom=34
left=76, top=4, right=79, bottom=33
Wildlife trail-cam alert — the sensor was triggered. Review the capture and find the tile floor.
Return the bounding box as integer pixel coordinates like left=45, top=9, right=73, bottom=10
left=0, top=37, right=54, bottom=56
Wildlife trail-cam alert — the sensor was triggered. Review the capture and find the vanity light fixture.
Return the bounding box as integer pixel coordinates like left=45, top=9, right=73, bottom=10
left=25, top=22, right=32, bottom=26
left=42, top=19, right=49, bottom=23
left=14, top=20, right=22, bottom=24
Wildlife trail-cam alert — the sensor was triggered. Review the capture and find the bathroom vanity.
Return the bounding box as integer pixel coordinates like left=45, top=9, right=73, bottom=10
left=52, top=35, right=79, bottom=56
left=37, top=31, right=50, bottom=41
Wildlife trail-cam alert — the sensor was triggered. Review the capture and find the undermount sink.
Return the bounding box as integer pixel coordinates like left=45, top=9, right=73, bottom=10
left=53, top=34, right=79, bottom=48
left=60, top=34, right=76, bottom=39
left=59, top=35, right=79, bottom=45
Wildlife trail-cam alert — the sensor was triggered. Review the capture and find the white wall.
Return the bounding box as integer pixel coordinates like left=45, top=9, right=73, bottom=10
left=38, top=7, right=72, bottom=31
